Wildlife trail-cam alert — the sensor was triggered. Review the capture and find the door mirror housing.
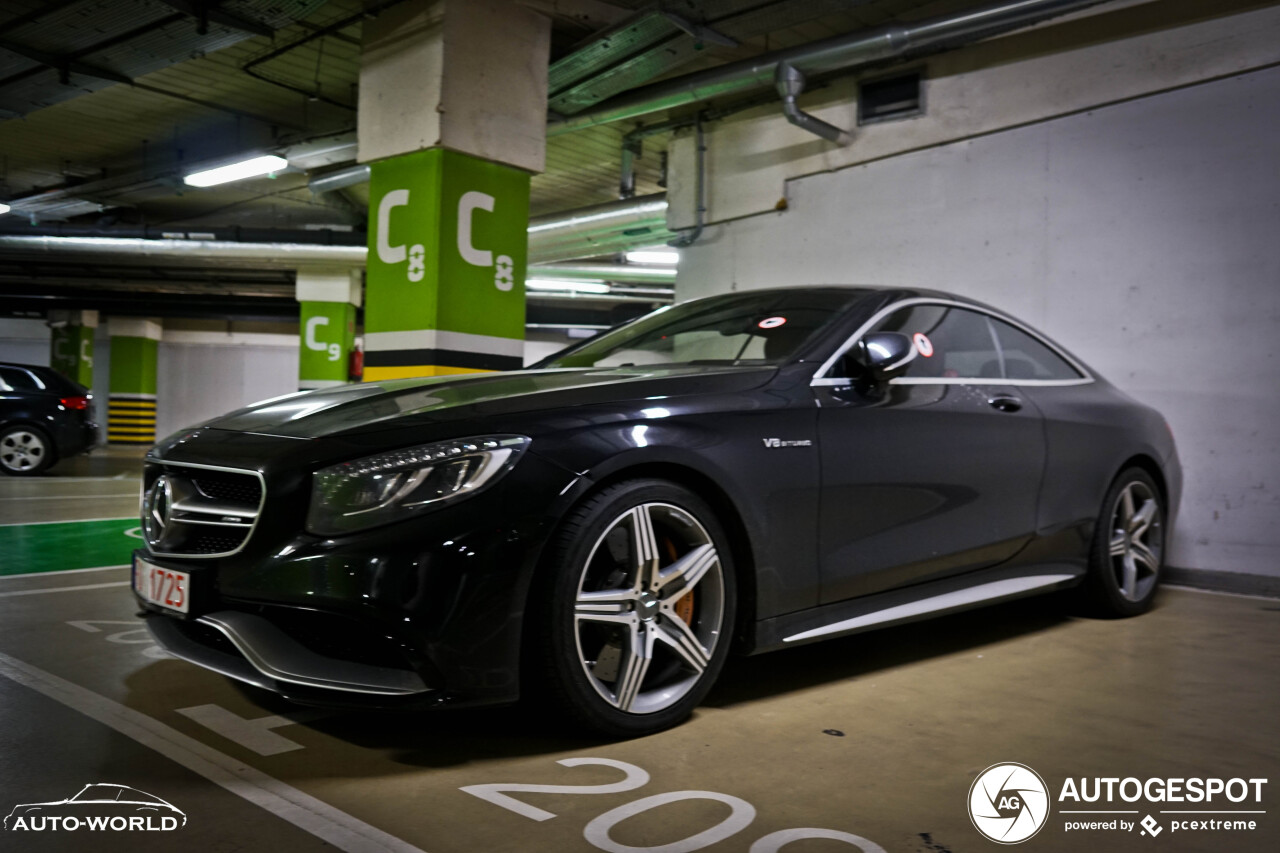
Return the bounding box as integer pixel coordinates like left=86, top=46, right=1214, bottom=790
left=854, top=332, right=917, bottom=381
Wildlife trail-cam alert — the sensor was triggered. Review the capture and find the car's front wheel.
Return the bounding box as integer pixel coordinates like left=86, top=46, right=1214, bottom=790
left=0, top=426, right=54, bottom=476
left=533, top=479, right=736, bottom=737
left=1084, top=467, right=1165, bottom=616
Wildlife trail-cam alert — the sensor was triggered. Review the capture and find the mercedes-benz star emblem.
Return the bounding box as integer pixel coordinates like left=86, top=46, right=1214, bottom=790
left=143, top=475, right=174, bottom=549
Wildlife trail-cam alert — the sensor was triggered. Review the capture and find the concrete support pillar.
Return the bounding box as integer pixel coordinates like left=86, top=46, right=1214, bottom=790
left=358, top=0, right=550, bottom=379
left=107, top=318, right=161, bottom=445
left=296, top=270, right=361, bottom=390
left=48, top=309, right=97, bottom=388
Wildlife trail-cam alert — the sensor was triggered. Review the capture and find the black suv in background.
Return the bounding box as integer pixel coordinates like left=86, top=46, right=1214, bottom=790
left=0, top=362, right=98, bottom=475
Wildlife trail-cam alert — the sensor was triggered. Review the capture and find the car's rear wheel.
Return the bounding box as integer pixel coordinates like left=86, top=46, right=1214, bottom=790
left=0, top=426, right=54, bottom=476
left=1084, top=467, right=1164, bottom=616
left=533, top=479, right=736, bottom=737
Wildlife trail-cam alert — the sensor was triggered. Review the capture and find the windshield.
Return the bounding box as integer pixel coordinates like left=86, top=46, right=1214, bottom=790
left=535, top=289, right=867, bottom=369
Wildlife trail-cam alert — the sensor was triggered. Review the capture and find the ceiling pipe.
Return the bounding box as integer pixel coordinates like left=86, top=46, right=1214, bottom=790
left=618, top=118, right=695, bottom=200
left=529, top=230, right=677, bottom=264
left=528, top=194, right=667, bottom=237
left=308, top=164, right=370, bottom=195
left=669, top=116, right=706, bottom=248
left=530, top=263, right=676, bottom=283
left=547, top=0, right=1110, bottom=135
left=775, top=64, right=850, bottom=145
left=0, top=235, right=366, bottom=268
left=0, top=194, right=677, bottom=268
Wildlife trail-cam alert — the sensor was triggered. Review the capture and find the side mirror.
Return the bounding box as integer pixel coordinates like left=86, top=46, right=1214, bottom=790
left=855, top=332, right=916, bottom=381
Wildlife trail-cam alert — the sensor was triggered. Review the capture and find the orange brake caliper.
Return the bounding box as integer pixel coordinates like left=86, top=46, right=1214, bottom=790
left=661, top=535, right=696, bottom=625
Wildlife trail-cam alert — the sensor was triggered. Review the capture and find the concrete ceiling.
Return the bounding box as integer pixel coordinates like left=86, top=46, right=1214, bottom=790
left=0, top=0, right=1012, bottom=323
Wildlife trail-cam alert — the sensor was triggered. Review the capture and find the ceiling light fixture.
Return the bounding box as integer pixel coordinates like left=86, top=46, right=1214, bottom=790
left=183, top=155, right=289, bottom=188
left=0, top=202, right=10, bottom=215
left=625, top=249, right=680, bottom=265
left=525, top=279, right=611, bottom=294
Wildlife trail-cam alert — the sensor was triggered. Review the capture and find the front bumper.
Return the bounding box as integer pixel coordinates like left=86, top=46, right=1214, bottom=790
left=145, top=609, right=440, bottom=708
left=135, top=445, right=579, bottom=710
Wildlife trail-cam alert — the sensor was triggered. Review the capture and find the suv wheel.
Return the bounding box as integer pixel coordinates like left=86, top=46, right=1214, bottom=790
left=0, top=426, right=54, bottom=476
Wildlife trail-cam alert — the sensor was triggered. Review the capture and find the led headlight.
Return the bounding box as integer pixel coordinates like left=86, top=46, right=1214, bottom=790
left=307, top=435, right=530, bottom=535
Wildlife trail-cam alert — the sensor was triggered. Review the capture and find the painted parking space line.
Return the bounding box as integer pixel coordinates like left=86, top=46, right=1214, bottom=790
left=0, top=580, right=130, bottom=597
left=0, top=518, right=139, bottom=576
left=0, top=650, right=429, bottom=853
left=0, top=563, right=129, bottom=580
left=0, top=515, right=139, bottom=527
left=0, top=492, right=139, bottom=501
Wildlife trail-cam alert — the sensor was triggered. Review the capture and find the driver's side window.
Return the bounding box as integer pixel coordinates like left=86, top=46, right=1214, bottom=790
left=855, top=304, right=999, bottom=380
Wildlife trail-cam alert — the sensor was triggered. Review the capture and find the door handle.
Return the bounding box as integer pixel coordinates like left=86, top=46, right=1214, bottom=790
left=988, top=395, right=1023, bottom=413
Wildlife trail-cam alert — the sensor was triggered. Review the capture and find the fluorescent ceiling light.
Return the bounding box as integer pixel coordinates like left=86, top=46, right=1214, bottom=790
left=0, top=202, right=10, bottom=215
left=184, top=155, right=288, bottom=188
left=625, top=249, right=680, bottom=265
left=526, top=278, right=611, bottom=294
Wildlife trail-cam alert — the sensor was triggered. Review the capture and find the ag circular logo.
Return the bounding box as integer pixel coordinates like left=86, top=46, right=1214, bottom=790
left=968, top=763, right=1050, bottom=844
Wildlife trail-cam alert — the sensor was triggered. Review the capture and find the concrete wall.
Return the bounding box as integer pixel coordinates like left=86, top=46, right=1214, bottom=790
left=677, top=65, right=1280, bottom=578
left=0, top=319, right=51, bottom=366
left=155, top=333, right=299, bottom=439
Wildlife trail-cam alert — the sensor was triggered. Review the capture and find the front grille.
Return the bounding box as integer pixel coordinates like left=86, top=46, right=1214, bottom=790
left=193, top=473, right=263, bottom=505
left=142, top=461, right=265, bottom=559
left=186, top=532, right=248, bottom=555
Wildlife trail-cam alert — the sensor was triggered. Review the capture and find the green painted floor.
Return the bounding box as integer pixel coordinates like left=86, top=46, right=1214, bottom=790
left=0, top=518, right=139, bottom=576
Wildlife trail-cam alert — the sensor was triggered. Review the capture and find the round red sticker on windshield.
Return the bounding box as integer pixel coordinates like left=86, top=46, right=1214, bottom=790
left=758, top=316, right=787, bottom=329
left=913, top=332, right=934, bottom=357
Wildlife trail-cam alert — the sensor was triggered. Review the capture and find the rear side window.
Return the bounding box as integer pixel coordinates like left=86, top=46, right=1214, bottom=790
left=868, top=304, right=999, bottom=379
left=0, top=367, right=48, bottom=391
left=988, top=318, right=1083, bottom=380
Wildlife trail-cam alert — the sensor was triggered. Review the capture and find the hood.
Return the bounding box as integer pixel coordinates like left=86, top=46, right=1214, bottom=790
left=200, top=365, right=776, bottom=439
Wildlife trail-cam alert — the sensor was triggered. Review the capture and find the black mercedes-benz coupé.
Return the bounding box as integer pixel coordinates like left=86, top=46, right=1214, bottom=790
left=136, top=287, right=1180, bottom=736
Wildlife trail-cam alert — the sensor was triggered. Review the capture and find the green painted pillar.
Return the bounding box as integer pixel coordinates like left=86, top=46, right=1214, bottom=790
left=358, top=0, right=549, bottom=381
left=48, top=309, right=97, bottom=388
left=364, top=149, right=529, bottom=379
left=297, top=270, right=361, bottom=389
left=107, top=318, right=160, bottom=445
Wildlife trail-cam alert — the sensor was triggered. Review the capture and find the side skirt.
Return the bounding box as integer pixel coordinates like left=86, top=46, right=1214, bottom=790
left=750, top=563, right=1085, bottom=653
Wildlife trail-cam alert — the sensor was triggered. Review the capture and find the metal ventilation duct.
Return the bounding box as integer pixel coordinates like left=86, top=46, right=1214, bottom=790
left=548, top=0, right=1112, bottom=135
left=0, top=0, right=331, bottom=117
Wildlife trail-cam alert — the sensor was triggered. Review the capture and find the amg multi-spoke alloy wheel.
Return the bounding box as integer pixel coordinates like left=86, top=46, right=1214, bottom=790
left=535, top=480, right=736, bottom=737
left=1086, top=468, right=1164, bottom=616
left=0, top=426, right=52, bottom=476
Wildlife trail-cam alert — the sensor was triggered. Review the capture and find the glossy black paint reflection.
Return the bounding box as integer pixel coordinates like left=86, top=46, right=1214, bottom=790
left=136, top=286, right=1180, bottom=709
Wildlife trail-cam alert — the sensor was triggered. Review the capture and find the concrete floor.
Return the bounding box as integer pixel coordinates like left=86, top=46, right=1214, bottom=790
left=1, top=448, right=1277, bottom=852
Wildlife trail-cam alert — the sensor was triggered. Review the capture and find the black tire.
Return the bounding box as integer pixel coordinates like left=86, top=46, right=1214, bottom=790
left=0, top=425, right=55, bottom=476
left=1082, top=467, right=1165, bottom=617
left=531, top=479, right=737, bottom=738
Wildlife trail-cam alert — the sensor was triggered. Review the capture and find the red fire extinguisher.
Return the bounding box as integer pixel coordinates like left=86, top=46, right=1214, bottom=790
left=348, top=341, right=364, bottom=381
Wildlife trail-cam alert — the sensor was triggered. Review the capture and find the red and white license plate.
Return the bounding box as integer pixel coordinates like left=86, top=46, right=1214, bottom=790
left=134, top=557, right=190, bottom=614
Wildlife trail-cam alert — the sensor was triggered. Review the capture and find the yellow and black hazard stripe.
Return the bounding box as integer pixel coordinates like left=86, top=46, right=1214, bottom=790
left=108, top=396, right=157, bottom=444
left=362, top=348, right=522, bottom=381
